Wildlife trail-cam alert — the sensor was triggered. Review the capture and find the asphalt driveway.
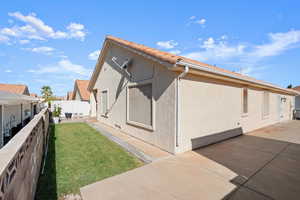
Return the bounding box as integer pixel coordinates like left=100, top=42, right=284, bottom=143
left=195, top=121, right=300, bottom=200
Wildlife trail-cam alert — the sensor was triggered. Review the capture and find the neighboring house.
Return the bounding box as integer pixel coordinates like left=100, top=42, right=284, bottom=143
left=71, top=80, right=97, bottom=117
left=50, top=81, right=93, bottom=118
left=30, top=93, right=38, bottom=97
left=0, top=83, right=30, bottom=96
left=0, top=91, right=40, bottom=148
left=72, top=80, right=90, bottom=101
left=88, top=36, right=298, bottom=154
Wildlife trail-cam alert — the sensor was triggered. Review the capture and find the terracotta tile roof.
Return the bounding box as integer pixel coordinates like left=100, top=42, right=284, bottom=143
left=293, top=86, right=300, bottom=93
left=67, top=91, right=73, bottom=100
left=105, top=36, right=291, bottom=93
left=73, top=80, right=90, bottom=101
left=30, top=93, right=37, bottom=97
left=0, top=83, right=29, bottom=95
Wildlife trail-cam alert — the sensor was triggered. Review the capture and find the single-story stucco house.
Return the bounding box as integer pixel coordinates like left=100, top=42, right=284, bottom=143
left=0, top=91, right=40, bottom=148
left=0, top=83, right=30, bottom=96
left=71, top=79, right=97, bottom=117
left=88, top=36, right=298, bottom=154
left=0, top=83, right=41, bottom=148
left=72, top=80, right=90, bottom=101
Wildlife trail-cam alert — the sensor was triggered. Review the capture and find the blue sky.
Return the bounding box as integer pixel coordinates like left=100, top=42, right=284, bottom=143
left=1, top=0, right=300, bottom=96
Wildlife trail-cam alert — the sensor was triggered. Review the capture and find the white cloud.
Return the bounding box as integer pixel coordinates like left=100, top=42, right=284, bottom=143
left=156, top=40, right=178, bottom=49
left=220, top=35, right=228, bottom=40
left=181, top=30, right=300, bottom=79
left=0, top=12, right=87, bottom=43
left=169, top=50, right=181, bottom=55
left=19, top=39, right=30, bottom=44
left=195, top=18, right=206, bottom=25
left=8, top=12, right=54, bottom=35
left=4, top=69, right=12, bottom=73
left=184, top=30, right=300, bottom=63
left=25, top=46, right=55, bottom=55
left=28, top=59, right=92, bottom=76
left=0, top=35, right=10, bottom=43
left=1, top=27, right=18, bottom=36
left=88, top=50, right=100, bottom=60
left=250, top=30, right=300, bottom=57
left=188, top=16, right=206, bottom=27
left=183, top=37, right=246, bottom=61
left=66, top=23, right=86, bottom=41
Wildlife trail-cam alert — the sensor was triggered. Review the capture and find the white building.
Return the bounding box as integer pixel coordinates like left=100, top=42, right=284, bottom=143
left=0, top=91, right=40, bottom=148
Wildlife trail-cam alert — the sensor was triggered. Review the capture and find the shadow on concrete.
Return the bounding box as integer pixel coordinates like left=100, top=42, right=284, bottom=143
left=194, top=134, right=300, bottom=200
left=35, top=125, right=57, bottom=200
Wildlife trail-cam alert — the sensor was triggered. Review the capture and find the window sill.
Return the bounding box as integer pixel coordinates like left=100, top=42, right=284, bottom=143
left=126, top=120, right=154, bottom=132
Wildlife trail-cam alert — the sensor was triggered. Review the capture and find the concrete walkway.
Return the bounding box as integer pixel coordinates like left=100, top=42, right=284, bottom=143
left=81, top=151, right=237, bottom=200
left=88, top=122, right=172, bottom=163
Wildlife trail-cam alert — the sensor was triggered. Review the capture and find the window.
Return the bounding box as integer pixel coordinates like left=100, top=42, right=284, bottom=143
left=242, top=88, right=248, bottom=114
left=262, top=91, right=270, bottom=117
left=127, top=82, right=154, bottom=130
left=24, top=109, right=31, bottom=118
left=101, top=90, right=108, bottom=116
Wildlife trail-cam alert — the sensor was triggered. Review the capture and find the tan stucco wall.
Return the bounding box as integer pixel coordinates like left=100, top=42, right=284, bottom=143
left=178, top=74, right=294, bottom=153
left=93, top=43, right=177, bottom=153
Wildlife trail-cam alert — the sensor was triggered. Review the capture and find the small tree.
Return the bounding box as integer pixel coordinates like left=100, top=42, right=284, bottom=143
left=41, top=86, right=53, bottom=101
left=287, top=84, right=293, bottom=89
left=53, top=106, right=62, bottom=117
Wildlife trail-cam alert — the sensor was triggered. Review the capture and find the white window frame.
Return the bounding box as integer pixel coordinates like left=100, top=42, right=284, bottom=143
left=241, top=87, right=248, bottom=116
left=100, top=89, right=109, bottom=117
left=126, top=79, right=155, bottom=131
left=262, top=91, right=270, bottom=118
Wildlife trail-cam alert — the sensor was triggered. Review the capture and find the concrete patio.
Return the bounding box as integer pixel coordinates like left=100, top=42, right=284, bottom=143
left=196, top=120, right=300, bottom=200
left=80, top=120, right=300, bottom=200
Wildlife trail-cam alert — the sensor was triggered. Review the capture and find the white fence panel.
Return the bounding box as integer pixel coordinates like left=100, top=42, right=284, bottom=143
left=51, top=101, right=90, bottom=117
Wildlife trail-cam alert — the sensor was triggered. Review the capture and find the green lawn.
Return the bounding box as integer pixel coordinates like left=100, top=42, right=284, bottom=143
left=35, top=123, right=143, bottom=200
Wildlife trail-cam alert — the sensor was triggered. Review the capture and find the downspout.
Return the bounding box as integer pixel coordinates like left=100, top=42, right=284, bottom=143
left=176, top=65, right=189, bottom=149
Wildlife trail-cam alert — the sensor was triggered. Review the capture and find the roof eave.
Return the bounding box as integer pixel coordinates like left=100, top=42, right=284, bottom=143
left=176, top=60, right=298, bottom=96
